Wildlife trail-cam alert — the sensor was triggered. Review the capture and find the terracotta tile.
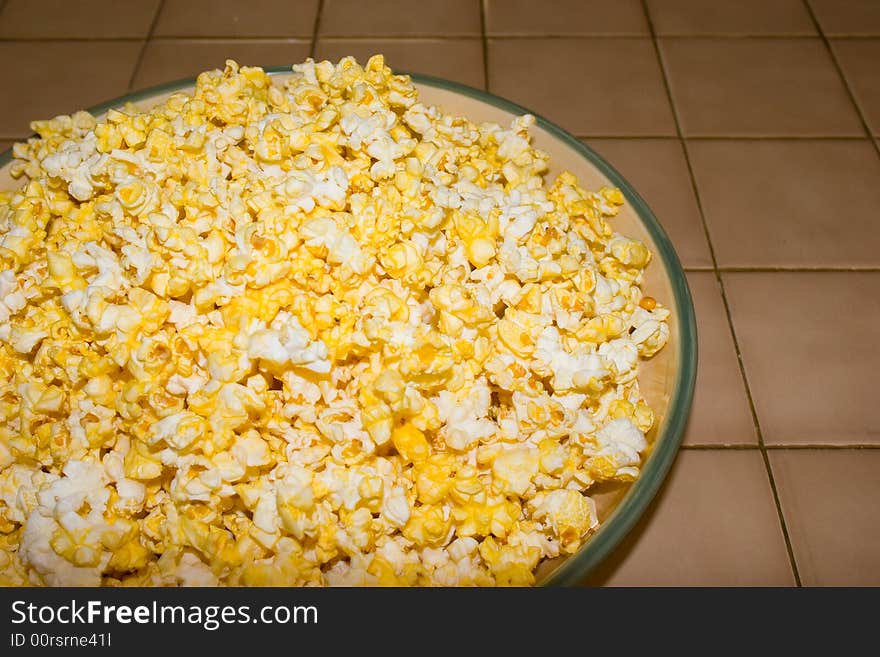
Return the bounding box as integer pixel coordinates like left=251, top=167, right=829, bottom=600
left=314, top=39, right=485, bottom=89
left=154, top=0, right=318, bottom=37
left=679, top=273, right=757, bottom=446
left=689, top=140, right=880, bottom=268
left=485, top=0, right=648, bottom=36
left=0, top=0, right=160, bottom=38
left=320, top=0, right=480, bottom=37
left=585, top=450, right=794, bottom=586
left=0, top=41, right=141, bottom=138
left=808, top=0, right=880, bottom=36
left=770, top=450, right=880, bottom=585
left=660, top=38, right=863, bottom=136
left=724, top=272, right=880, bottom=445
left=133, top=40, right=311, bottom=90
left=646, top=0, right=816, bottom=35
left=585, top=139, right=711, bottom=268
left=489, top=38, right=676, bottom=136
left=832, top=39, right=880, bottom=136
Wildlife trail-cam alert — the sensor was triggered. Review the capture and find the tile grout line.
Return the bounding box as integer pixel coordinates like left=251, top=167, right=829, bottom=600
left=765, top=444, right=880, bottom=450
left=303, top=33, right=484, bottom=40
left=0, top=34, right=878, bottom=44
left=682, top=444, right=880, bottom=450
left=0, top=36, right=315, bottom=43
left=7, top=33, right=878, bottom=42
left=0, top=36, right=147, bottom=42
left=800, top=0, right=880, bottom=160
left=479, top=0, right=489, bottom=91
left=0, top=35, right=478, bottom=43
left=579, top=134, right=870, bottom=140
left=0, top=34, right=840, bottom=43
left=317, top=33, right=484, bottom=39
left=639, top=0, right=803, bottom=586
left=485, top=33, right=828, bottom=39
left=681, top=445, right=760, bottom=450
left=672, top=135, right=867, bottom=140
left=309, top=0, right=324, bottom=59
left=685, top=267, right=880, bottom=273
left=715, top=267, right=880, bottom=273
left=127, top=0, right=165, bottom=91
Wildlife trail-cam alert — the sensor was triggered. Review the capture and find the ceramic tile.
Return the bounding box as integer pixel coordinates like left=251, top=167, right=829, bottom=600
left=585, top=450, right=794, bottom=585
left=660, top=38, right=863, bottom=136
left=770, top=449, right=880, bottom=585
left=320, top=0, right=480, bottom=37
left=0, top=41, right=141, bottom=137
left=489, top=38, right=676, bottom=136
left=689, top=139, right=880, bottom=268
left=485, top=0, right=648, bottom=35
left=646, top=0, right=816, bottom=35
left=0, top=0, right=160, bottom=38
left=154, top=0, right=318, bottom=37
left=724, top=272, right=880, bottom=445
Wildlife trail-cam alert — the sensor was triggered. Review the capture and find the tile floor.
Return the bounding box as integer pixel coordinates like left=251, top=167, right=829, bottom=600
left=0, top=0, right=877, bottom=587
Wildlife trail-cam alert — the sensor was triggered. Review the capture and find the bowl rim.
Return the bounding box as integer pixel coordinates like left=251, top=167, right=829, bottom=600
left=0, top=66, right=697, bottom=587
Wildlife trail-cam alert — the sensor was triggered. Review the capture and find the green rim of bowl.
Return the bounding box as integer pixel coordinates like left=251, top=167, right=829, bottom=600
left=0, top=67, right=697, bottom=587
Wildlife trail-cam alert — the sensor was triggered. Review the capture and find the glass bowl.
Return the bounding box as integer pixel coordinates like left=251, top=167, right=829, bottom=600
left=0, top=69, right=697, bottom=586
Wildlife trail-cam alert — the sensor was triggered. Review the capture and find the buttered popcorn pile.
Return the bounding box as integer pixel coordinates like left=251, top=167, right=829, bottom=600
left=0, top=56, right=669, bottom=587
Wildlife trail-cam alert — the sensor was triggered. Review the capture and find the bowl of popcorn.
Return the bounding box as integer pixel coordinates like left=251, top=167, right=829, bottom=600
left=0, top=56, right=697, bottom=586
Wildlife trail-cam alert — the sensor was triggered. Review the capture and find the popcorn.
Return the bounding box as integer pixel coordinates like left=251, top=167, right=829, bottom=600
left=529, top=489, right=598, bottom=554
left=584, top=417, right=648, bottom=481
left=0, top=55, right=668, bottom=586
left=492, top=447, right=539, bottom=496
left=247, top=311, right=331, bottom=374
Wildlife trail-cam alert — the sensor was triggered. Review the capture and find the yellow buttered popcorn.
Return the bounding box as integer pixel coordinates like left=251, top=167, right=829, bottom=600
left=0, top=56, right=669, bottom=586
